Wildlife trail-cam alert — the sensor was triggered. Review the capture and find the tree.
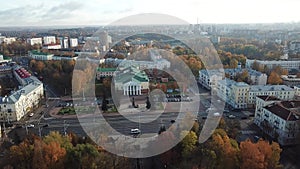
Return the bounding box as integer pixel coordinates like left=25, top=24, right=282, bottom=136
left=268, top=71, right=283, bottom=85
left=229, top=58, right=238, bottom=68
left=180, top=131, right=197, bottom=158
left=240, top=139, right=282, bottom=169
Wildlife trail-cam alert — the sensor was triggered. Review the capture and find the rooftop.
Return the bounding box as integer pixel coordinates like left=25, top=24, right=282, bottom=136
left=30, top=50, right=53, bottom=56
left=257, top=95, right=281, bottom=101
left=250, top=85, right=294, bottom=92
left=265, top=101, right=300, bottom=121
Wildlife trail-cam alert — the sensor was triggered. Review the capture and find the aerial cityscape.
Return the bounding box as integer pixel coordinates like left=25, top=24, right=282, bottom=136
left=0, top=1, right=300, bottom=169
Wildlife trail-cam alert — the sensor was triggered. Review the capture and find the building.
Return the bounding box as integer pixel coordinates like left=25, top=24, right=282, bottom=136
left=2, top=37, right=16, bottom=44
left=114, top=67, right=149, bottom=95
left=199, top=69, right=224, bottom=92
left=225, top=68, right=268, bottom=85
left=0, top=66, right=44, bottom=122
left=254, top=96, right=300, bottom=146
left=43, top=36, right=56, bottom=45
left=42, top=44, right=62, bottom=50
left=217, top=78, right=249, bottom=109
left=27, top=38, right=42, bottom=46
left=70, top=38, right=78, bottom=47
left=217, top=78, right=295, bottom=109
left=246, top=59, right=300, bottom=71
left=29, top=50, right=54, bottom=61
left=248, top=85, right=295, bottom=107
left=281, top=75, right=300, bottom=87
left=96, top=67, right=117, bottom=79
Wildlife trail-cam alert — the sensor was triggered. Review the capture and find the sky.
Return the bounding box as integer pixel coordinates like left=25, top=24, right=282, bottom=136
left=0, top=0, right=299, bottom=27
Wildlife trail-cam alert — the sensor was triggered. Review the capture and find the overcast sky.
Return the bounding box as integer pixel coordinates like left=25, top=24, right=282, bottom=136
left=0, top=0, right=299, bottom=26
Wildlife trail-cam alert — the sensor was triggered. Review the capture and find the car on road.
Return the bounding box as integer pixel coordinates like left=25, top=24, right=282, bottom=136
left=27, top=124, right=34, bottom=128
left=213, top=112, right=221, bottom=117
left=130, top=128, right=141, bottom=134
left=28, top=113, right=34, bottom=117
left=228, top=115, right=236, bottom=119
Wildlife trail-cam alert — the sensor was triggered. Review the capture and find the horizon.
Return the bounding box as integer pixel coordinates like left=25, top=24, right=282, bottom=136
left=1, top=0, right=300, bottom=27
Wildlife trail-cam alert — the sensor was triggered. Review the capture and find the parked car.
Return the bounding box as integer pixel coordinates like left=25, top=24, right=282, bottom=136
left=27, top=124, right=34, bottom=128
left=130, top=128, right=141, bottom=134
left=28, top=113, right=34, bottom=117
left=228, top=115, right=236, bottom=119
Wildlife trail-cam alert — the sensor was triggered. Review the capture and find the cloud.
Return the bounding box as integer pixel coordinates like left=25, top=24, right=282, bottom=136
left=42, top=1, right=83, bottom=20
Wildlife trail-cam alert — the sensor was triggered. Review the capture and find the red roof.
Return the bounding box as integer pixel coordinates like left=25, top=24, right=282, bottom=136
left=15, top=68, right=31, bottom=79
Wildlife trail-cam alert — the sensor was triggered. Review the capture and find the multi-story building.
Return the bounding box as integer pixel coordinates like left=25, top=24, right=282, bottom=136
left=27, top=38, right=42, bottom=46
left=1, top=37, right=16, bottom=44
left=217, top=78, right=249, bottom=109
left=246, top=59, right=300, bottom=71
left=96, top=68, right=117, bottom=79
left=248, top=85, right=295, bottom=108
left=29, top=50, right=54, bottom=61
left=114, top=67, right=149, bottom=96
left=281, top=75, right=300, bottom=87
left=199, top=69, right=224, bottom=92
left=254, top=96, right=300, bottom=146
left=225, top=68, right=268, bottom=85
left=0, top=66, right=44, bottom=122
left=70, top=38, right=78, bottom=47
left=217, top=78, right=295, bottom=109
left=43, top=36, right=56, bottom=45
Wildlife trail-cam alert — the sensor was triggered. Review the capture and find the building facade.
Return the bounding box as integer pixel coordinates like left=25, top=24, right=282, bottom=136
left=43, top=36, right=56, bottom=45
left=27, top=38, right=42, bottom=46
left=114, top=67, right=149, bottom=96
left=0, top=66, right=44, bottom=122
left=225, top=68, right=268, bottom=85
left=199, top=69, right=224, bottom=92
left=29, top=50, right=54, bottom=61
left=96, top=68, right=117, bottom=79
left=254, top=96, right=300, bottom=146
left=246, top=59, right=300, bottom=71
left=217, top=78, right=250, bottom=109
left=248, top=85, right=295, bottom=108
left=281, top=75, right=300, bottom=87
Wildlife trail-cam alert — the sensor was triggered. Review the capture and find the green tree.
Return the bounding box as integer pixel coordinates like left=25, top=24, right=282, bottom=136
left=180, top=131, right=197, bottom=158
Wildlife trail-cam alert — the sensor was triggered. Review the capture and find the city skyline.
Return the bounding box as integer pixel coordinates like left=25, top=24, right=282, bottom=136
left=0, top=0, right=300, bottom=27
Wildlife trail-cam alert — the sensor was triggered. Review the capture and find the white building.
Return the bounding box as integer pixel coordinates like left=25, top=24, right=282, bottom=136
left=27, top=38, right=42, bottom=46
left=254, top=96, right=300, bottom=146
left=199, top=69, right=224, bottom=92
left=114, top=67, right=149, bottom=96
left=0, top=66, right=44, bottom=122
left=225, top=68, right=268, bottom=85
left=248, top=85, right=295, bottom=107
left=217, top=78, right=249, bottom=109
left=2, top=37, right=16, bottom=44
left=96, top=68, right=117, bottom=79
left=246, top=59, right=300, bottom=71
left=42, top=44, right=61, bottom=50
left=29, top=50, right=54, bottom=61
left=281, top=75, right=300, bottom=87
left=217, top=78, right=295, bottom=109
left=70, top=38, right=78, bottom=47
left=43, top=36, right=56, bottom=45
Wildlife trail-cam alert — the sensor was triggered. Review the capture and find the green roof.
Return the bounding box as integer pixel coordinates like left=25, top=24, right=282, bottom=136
left=30, top=50, right=52, bottom=56
left=97, top=67, right=117, bottom=72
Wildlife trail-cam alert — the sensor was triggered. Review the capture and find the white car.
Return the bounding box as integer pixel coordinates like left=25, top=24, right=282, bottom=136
left=130, top=128, right=141, bottom=134
left=28, top=113, right=34, bottom=117
left=228, top=115, right=236, bottom=119
left=27, top=124, right=34, bottom=128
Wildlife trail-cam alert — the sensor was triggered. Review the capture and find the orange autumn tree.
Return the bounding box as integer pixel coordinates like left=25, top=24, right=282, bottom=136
left=240, top=139, right=282, bottom=169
